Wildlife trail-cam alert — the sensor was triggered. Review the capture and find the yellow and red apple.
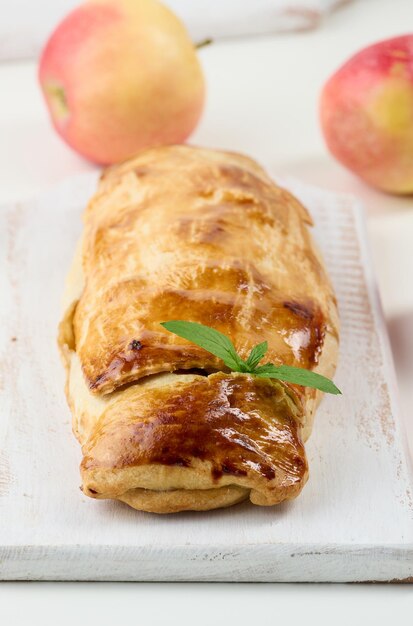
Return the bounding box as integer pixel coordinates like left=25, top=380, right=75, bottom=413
left=320, top=35, right=413, bottom=194
left=38, top=0, right=205, bottom=165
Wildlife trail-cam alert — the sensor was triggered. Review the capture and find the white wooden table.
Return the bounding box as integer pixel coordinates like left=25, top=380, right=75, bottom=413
left=1, top=0, right=413, bottom=622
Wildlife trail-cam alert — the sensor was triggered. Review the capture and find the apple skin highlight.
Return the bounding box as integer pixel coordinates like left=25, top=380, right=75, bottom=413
left=38, top=0, right=205, bottom=165
left=320, top=34, right=413, bottom=194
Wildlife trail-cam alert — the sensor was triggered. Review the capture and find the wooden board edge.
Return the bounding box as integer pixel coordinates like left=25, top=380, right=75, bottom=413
left=1, top=543, right=412, bottom=582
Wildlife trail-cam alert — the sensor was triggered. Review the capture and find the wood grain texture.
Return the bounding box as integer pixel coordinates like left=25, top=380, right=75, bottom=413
left=0, top=173, right=412, bottom=582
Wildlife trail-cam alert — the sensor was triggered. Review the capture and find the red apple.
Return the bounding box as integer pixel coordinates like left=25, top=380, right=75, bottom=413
left=38, top=0, right=205, bottom=165
left=320, top=35, right=413, bottom=194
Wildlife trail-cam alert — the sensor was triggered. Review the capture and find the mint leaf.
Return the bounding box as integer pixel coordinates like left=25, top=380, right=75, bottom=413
left=245, top=341, right=268, bottom=371
left=160, top=320, right=246, bottom=372
left=160, top=321, right=341, bottom=395
left=254, top=363, right=341, bottom=395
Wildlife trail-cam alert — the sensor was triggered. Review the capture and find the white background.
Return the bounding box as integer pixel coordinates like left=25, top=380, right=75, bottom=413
left=1, top=0, right=413, bottom=621
left=0, top=0, right=343, bottom=58
left=1, top=582, right=413, bottom=625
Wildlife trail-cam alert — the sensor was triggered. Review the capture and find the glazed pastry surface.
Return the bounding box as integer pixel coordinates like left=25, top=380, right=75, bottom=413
left=59, top=145, right=339, bottom=513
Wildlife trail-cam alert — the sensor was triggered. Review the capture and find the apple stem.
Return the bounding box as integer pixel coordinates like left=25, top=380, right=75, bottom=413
left=195, top=38, right=213, bottom=50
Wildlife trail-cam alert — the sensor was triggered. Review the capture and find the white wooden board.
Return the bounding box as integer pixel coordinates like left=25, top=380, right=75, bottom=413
left=0, top=173, right=412, bottom=582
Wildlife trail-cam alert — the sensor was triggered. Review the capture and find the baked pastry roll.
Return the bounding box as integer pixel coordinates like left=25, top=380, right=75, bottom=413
left=59, top=145, right=339, bottom=513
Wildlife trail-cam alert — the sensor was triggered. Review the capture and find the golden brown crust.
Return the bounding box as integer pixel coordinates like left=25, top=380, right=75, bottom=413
left=80, top=373, right=308, bottom=506
left=59, top=145, right=339, bottom=514
left=72, top=145, right=338, bottom=395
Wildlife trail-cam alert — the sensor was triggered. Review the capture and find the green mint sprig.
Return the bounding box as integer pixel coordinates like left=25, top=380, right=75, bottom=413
left=160, top=320, right=341, bottom=395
